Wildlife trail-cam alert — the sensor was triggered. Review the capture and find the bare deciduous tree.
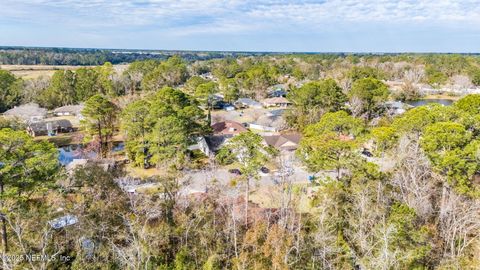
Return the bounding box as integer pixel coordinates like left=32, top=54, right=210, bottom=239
left=392, top=137, right=437, bottom=219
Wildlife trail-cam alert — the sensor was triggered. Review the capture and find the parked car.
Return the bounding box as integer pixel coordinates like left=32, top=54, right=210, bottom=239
left=260, top=167, right=270, bottom=174
left=228, top=168, right=242, bottom=175
left=224, top=105, right=235, bottom=111
left=361, top=148, right=373, bottom=157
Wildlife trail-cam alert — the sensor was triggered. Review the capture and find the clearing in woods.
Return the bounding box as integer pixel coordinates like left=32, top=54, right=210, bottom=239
left=0, top=64, right=128, bottom=79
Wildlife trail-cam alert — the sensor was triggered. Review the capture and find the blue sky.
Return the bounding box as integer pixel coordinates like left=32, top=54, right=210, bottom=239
left=1, top=0, right=480, bottom=52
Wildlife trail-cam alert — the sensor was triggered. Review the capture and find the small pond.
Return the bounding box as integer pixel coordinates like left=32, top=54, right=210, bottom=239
left=406, top=99, right=454, bottom=107
left=58, top=142, right=124, bottom=166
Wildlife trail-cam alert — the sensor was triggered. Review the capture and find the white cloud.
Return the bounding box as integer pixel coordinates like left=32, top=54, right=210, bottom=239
left=248, top=0, right=480, bottom=24
left=1, top=0, right=480, bottom=35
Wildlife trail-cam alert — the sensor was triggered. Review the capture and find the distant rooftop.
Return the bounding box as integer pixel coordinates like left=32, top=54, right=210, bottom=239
left=236, top=98, right=262, bottom=108
left=3, top=103, right=47, bottom=121
left=53, top=104, right=84, bottom=115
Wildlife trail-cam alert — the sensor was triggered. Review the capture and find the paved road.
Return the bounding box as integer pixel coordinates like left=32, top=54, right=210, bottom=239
left=121, top=155, right=395, bottom=195
left=180, top=165, right=314, bottom=194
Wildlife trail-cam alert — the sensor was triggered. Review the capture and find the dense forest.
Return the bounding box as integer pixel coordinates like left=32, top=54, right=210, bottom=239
left=0, top=47, right=269, bottom=65
left=1, top=53, right=480, bottom=269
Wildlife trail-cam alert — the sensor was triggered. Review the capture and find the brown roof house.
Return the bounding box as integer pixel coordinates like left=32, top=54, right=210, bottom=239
left=211, top=120, right=248, bottom=137
left=263, top=133, right=302, bottom=151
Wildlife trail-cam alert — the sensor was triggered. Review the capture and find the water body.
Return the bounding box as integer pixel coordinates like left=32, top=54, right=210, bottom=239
left=406, top=99, right=454, bottom=107
left=58, top=142, right=125, bottom=165
left=58, top=144, right=96, bottom=166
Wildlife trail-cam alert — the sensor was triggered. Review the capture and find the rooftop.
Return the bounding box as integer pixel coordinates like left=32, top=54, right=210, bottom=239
left=236, top=98, right=262, bottom=107
left=28, top=119, right=73, bottom=132
left=204, top=135, right=229, bottom=152
left=263, top=133, right=302, bottom=151
left=262, top=97, right=291, bottom=105
left=211, top=120, right=247, bottom=136
left=3, top=103, right=47, bottom=120
left=53, top=104, right=84, bottom=115
left=253, top=114, right=286, bottom=129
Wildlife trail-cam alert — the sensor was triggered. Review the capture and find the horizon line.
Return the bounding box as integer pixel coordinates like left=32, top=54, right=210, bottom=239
left=1, top=45, right=479, bottom=55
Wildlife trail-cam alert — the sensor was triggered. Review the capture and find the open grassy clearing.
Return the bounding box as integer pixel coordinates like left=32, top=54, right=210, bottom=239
left=0, top=64, right=88, bottom=79
left=0, top=64, right=128, bottom=79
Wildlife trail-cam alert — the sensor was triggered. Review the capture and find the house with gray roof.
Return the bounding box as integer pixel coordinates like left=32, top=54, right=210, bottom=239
left=53, top=104, right=84, bottom=117
left=27, top=119, right=74, bottom=137
left=249, top=114, right=286, bottom=132
left=235, top=98, right=263, bottom=109
left=263, top=133, right=302, bottom=151
left=262, top=97, right=292, bottom=107
left=3, top=103, right=47, bottom=122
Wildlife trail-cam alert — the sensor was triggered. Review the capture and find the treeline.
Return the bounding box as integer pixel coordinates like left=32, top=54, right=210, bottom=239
left=0, top=47, right=267, bottom=65
left=0, top=47, right=168, bottom=65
